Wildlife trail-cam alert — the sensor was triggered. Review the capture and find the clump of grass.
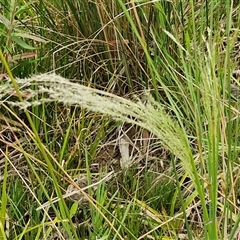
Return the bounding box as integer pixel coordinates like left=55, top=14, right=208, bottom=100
left=1, top=65, right=239, bottom=238
left=1, top=0, right=240, bottom=239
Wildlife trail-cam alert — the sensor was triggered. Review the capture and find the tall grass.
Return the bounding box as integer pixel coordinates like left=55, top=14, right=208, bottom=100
left=0, top=0, right=240, bottom=239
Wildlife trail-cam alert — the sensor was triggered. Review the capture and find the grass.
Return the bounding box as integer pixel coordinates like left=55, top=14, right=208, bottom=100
left=0, top=0, right=240, bottom=239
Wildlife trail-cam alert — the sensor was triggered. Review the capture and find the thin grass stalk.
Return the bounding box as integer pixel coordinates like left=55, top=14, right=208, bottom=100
left=117, top=0, right=159, bottom=99
left=206, top=41, right=221, bottom=240
left=16, top=137, right=75, bottom=238
left=113, top=200, right=134, bottom=240
left=172, top=161, right=193, bottom=240
left=0, top=154, right=8, bottom=240
left=223, top=0, right=239, bottom=238
left=58, top=108, right=76, bottom=165
left=96, top=1, right=114, bottom=66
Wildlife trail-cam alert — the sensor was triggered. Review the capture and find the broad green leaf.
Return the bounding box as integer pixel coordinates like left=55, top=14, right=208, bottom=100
left=0, top=28, right=6, bottom=36
left=13, top=32, right=48, bottom=43
left=11, top=36, right=36, bottom=50
left=0, top=14, right=11, bottom=30
left=69, top=202, right=79, bottom=218
left=15, top=1, right=35, bottom=16
left=0, top=157, right=8, bottom=240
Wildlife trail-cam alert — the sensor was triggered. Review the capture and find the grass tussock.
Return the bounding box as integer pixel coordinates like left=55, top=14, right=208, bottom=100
left=0, top=0, right=240, bottom=239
